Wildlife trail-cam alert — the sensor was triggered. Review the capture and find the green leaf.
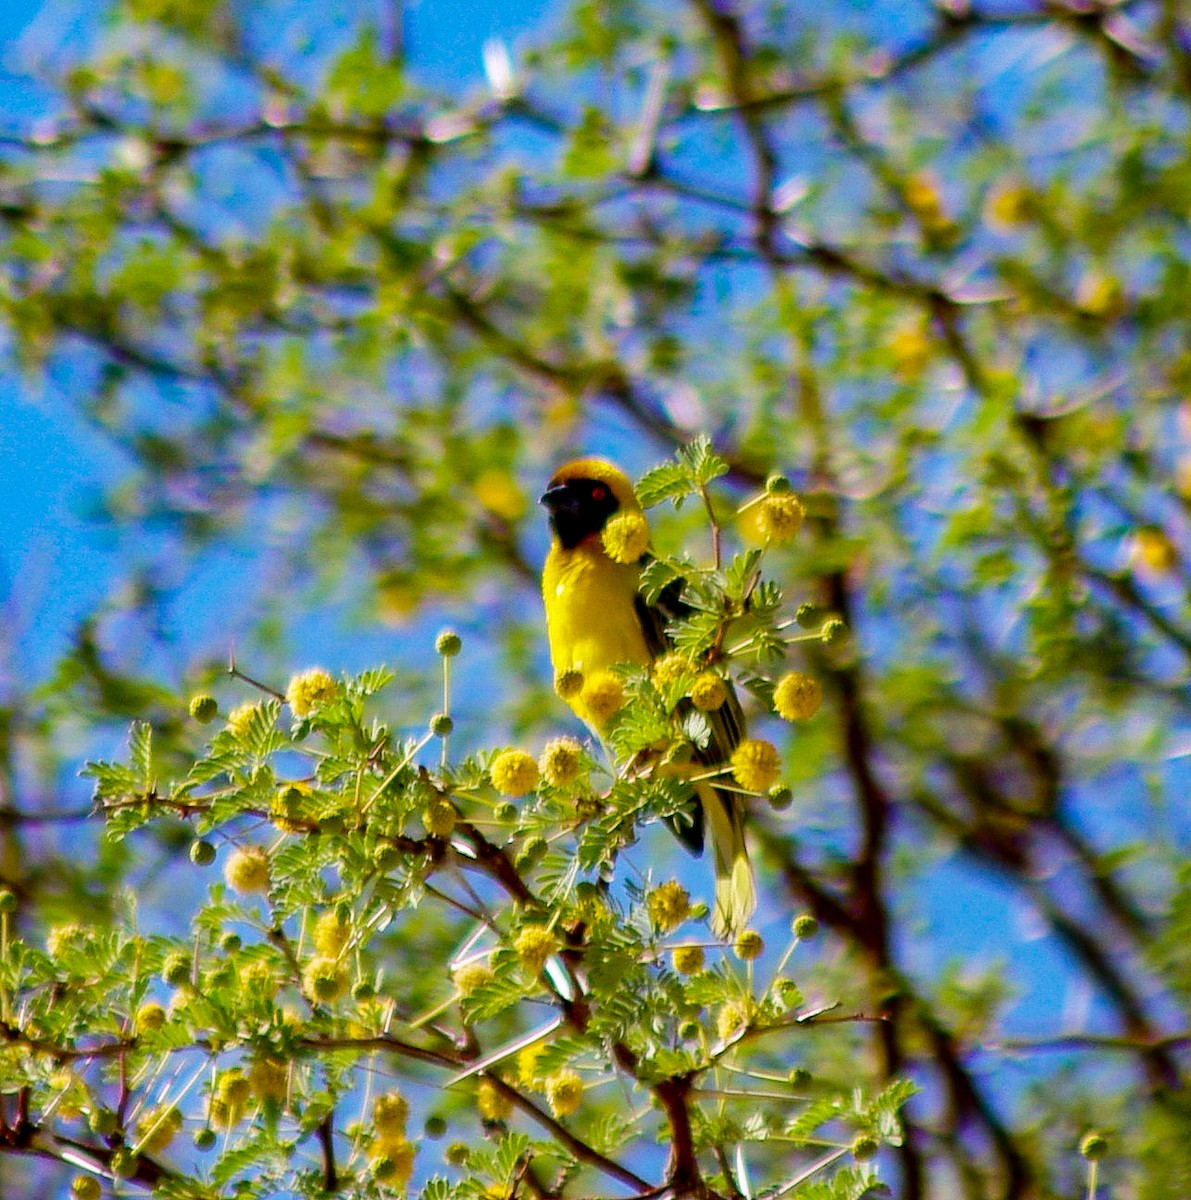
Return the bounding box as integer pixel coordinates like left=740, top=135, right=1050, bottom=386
left=129, top=720, right=153, bottom=787
left=636, top=462, right=693, bottom=509
left=679, top=435, right=729, bottom=486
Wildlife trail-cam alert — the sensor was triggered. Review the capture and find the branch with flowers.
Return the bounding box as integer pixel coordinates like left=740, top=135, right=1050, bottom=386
left=0, top=443, right=891, bottom=1198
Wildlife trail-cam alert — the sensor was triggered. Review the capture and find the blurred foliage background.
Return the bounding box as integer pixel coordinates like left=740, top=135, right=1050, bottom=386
left=3, top=0, right=1191, bottom=1196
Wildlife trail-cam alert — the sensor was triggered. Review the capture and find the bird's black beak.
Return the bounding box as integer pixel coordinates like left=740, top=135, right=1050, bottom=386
left=540, top=483, right=580, bottom=515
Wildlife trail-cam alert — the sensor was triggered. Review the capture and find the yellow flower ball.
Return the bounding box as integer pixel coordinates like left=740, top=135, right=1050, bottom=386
left=372, top=1090, right=410, bottom=1138
left=1132, top=527, right=1178, bottom=576
left=211, top=1070, right=251, bottom=1129
left=601, top=511, right=651, bottom=564
left=271, top=782, right=310, bottom=832
left=72, top=1175, right=102, bottom=1200
left=579, top=670, right=625, bottom=726
left=46, top=923, right=87, bottom=958
left=313, top=909, right=351, bottom=957
left=240, top=961, right=279, bottom=1001
left=671, top=944, right=705, bottom=975
left=772, top=672, right=822, bottom=722
left=223, top=845, right=271, bottom=895
left=689, top=673, right=729, bottom=712
left=248, top=1057, right=289, bottom=1103
left=734, top=930, right=765, bottom=961
left=517, top=1042, right=547, bottom=1088
left=370, top=1137, right=416, bottom=1187
left=453, top=960, right=494, bottom=997
left=137, top=1105, right=183, bottom=1154
left=303, top=955, right=349, bottom=1004
left=515, top=925, right=558, bottom=975
left=135, top=1003, right=167, bottom=1035
left=716, top=1000, right=749, bottom=1041
left=476, top=1078, right=513, bottom=1121
left=754, top=493, right=805, bottom=544
left=422, top=797, right=458, bottom=837
left=490, top=749, right=540, bottom=797
left=539, top=737, right=585, bottom=788
left=730, top=739, right=781, bottom=793
left=652, top=653, right=693, bottom=689
left=545, top=1070, right=583, bottom=1117
left=286, top=667, right=339, bottom=717
left=225, top=701, right=264, bottom=741
left=647, top=880, right=692, bottom=933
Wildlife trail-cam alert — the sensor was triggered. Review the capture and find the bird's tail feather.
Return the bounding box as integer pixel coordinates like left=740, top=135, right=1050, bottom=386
left=700, top=783, right=755, bottom=938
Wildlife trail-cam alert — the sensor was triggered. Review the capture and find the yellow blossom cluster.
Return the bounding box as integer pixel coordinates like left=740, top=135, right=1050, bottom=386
left=285, top=667, right=339, bottom=717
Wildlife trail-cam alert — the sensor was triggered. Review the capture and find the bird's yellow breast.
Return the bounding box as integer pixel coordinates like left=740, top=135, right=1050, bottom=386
left=542, top=537, right=651, bottom=728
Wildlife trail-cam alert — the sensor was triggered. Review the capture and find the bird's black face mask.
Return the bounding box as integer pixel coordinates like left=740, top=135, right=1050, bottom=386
left=540, top=477, right=621, bottom=550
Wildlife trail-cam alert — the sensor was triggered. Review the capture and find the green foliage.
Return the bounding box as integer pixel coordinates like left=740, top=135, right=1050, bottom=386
left=1, top=452, right=890, bottom=1198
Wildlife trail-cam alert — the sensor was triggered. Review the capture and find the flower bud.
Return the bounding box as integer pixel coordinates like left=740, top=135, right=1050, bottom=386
left=435, top=630, right=462, bottom=657
left=188, top=694, right=218, bottom=723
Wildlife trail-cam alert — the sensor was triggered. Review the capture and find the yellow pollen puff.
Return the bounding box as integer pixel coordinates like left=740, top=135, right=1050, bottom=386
left=313, top=909, right=351, bottom=957
left=647, top=880, right=692, bottom=932
left=453, top=960, right=494, bottom=996
left=754, top=493, right=805, bottom=544
left=137, top=1105, right=183, bottom=1154
left=671, top=944, right=705, bottom=975
left=773, top=672, right=822, bottom=722
left=474, top=467, right=528, bottom=521
left=716, top=1000, right=749, bottom=1041
left=554, top=668, right=584, bottom=700
left=731, top=739, right=782, bottom=793
left=515, top=925, right=558, bottom=975
left=211, top=1070, right=251, bottom=1129
left=223, top=845, right=271, bottom=895
left=248, top=1057, right=289, bottom=1103
left=690, top=673, right=729, bottom=712
left=545, top=1070, right=583, bottom=1117
left=240, top=961, right=279, bottom=1000
left=286, top=667, right=339, bottom=717
left=734, top=930, right=765, bottom=961
left=601, top=510, right=651, bottom=564
left=72, top=1176, right=102, bottom=1200
left=579, top=670, right=625, bottom=726
left=1132, top=527, right=1178, bottom=576
left=490, top=749, right=540, bottom=797
left=225, top=701, right=264, bottom=741
left=372, top=1090, right=410, bottom=1138
left=422, top=797, right=457, bottom=837
left=652, top=653, right=693, bottom=689
left=517, top=1042, right=547, bottom=1088
left=303, top=955, right=349, bottom=1003
left=476, top=1078, right=513, bottom=1121
left=370, top=1137, right=416, bottom=1187
left=539, top=737, right=585, bottom=788
left=271, top=783, right=309, bottom=833
left=135, top=1003, right=166, bottom=1034
left=46, top=923, right=86, bottom=957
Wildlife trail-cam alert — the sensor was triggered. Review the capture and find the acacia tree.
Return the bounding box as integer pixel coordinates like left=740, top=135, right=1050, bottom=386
left=2, top=0, right=1190, bottom=1197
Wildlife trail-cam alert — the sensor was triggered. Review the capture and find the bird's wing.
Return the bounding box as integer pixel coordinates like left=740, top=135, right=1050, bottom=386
left=633, top=569, right=746, bottom=854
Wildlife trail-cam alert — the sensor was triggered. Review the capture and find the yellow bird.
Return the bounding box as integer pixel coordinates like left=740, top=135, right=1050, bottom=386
left=540, top=457, right=755, bottom=935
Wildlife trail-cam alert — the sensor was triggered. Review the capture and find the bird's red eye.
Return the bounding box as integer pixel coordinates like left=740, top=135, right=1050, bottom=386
left=591, top=485, right=606, bottom=502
